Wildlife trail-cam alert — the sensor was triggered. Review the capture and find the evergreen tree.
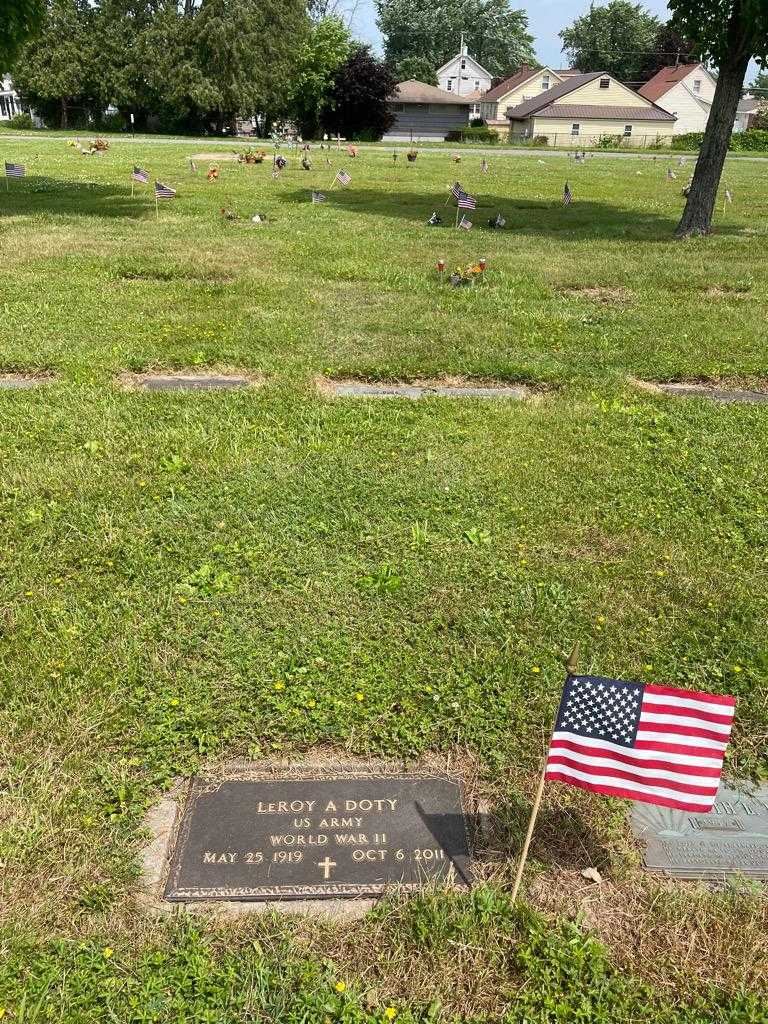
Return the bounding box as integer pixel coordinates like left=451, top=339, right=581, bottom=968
left=1, top=0, right=46, bottom=67
left=12, top=0, right=95, bottom=128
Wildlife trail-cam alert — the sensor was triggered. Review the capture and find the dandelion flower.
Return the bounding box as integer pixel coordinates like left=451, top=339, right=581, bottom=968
left=274, top=681, right=286, bottom=691
left=335, top=981, right=346, bottom=993
left=531, top=666, right=541, bottom=674
left=103, top=947, right=114, bottom=959
left=384, top=1008, right=397, bottom=1020
left=354, top=692, right=364, bottom=702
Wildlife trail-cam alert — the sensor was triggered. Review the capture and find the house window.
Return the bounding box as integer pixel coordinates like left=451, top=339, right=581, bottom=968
left=623, top=124, right=632, bottom=136
left=460, top=58, right=466, bottom=69
left=571, top=123, right=580, bottom=136
left=541, top=75, right=550, bottom=90
left=446, top=79, right=452, bottom=91
left=599, top=77, right=610, bottom=89
left=693, top=79, right=701, bottom=93
left=474, top=79, right=480, bottom=89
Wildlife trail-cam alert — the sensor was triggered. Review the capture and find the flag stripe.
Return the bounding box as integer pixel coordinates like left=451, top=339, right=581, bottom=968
left=634, top=735, right=728, bottom=755
left=641, top=696, right=734, bottom=721
left=637, top=719, right=731, bottom=743
left=549, top=736, right=724, bottom=771
left=546, top=754, right=721, bottom=792
left=544, top=770, right=718, bottom=813
left=645, top=683, right=736, bottom=707
left=544, top=763, right=719, bottom=804
left=641, top=708, right=733, bottom=732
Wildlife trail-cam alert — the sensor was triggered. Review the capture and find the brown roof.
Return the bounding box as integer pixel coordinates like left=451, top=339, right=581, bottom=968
left=518, top=103, right=676, bottom=122
left=638, top=64, right=703, bottom=102
left=390, top=80, right=472, bottom=105
left=483, top=66, right=541, bottom=102
left=504, top=73, right=603, bottom=117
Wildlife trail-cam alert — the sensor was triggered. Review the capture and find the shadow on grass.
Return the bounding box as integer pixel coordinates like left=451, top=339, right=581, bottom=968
left=279, top=187, right=726, bottom=241
left=0, top=177, right=146, bottom=219
left=492, top=794, right=611, bottom=872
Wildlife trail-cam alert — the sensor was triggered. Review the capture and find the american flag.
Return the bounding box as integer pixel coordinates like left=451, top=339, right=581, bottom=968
left=132, top=166, right=149, bottom=184
left=335, top=169, right=351, bottom=186
left=5, top=162, right=25, bottom=178
left=545, top=675, right=735, bottom=812
left=458, top=193, right=476, bottom=210
left=450, top=182, right=466, bottom=202
left=563, top=181, right=573, bottom=205
left=311, top=190, right=326, bottom=203
left=154, top=181, right=176, bottom=199
left=458, top=215, right=472, bottom=230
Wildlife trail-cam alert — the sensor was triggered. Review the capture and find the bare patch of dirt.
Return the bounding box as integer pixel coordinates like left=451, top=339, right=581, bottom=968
left=119, top=369, right=263, bottom=391
left=704, top=284, right=751, bottom=298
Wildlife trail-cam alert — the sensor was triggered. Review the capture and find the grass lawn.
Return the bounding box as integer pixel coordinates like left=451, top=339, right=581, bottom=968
left=1, top=138, right=767, bottom=1022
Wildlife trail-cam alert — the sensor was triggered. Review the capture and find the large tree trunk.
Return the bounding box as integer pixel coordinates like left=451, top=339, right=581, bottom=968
left=675, top=15, right=751, bottom=237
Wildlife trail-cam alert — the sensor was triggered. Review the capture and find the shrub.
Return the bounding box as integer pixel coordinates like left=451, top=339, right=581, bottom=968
left=94, top=111, right=125, bottom=133
left=469, top=117, right=485, bottom=127
left=730, top=128, right=768, bottom=151
left=445, top=126, right=499, bottom=143
left=595, top=134, right=621, bottom=149
left=7, top=112, right=34, bottom=130
left=672, top=131, right=704, bottom=150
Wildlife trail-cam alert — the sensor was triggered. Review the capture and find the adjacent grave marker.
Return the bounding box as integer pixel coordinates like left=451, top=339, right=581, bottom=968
left=637, top=380, right=768, bottom=404
left=164, top=771, right=472, bottom=901
left=631, top=781, right=768, bottom=879
left=319, top=378, right=529, bottom=401
left=0, top=373, right=52, bottom=389
left=121, top=372, right=255, bottom=392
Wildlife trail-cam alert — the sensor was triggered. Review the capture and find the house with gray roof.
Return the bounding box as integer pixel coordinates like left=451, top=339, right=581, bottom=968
left=384, top=80, right=472, bottom=142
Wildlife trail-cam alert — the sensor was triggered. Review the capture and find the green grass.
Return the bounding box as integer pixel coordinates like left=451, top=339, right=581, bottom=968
left=1, top=139, right=767, bottom=1022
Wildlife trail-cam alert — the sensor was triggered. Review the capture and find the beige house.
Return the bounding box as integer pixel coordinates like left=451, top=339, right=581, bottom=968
left=505, top=71, right=676, bottom=146
left=638, top=63, right=717, bottom=135
left=480, top=66, right=566, bottom=135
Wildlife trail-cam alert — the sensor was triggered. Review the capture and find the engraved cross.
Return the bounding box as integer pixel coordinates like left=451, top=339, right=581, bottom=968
left=317, top=856, right=337, bottom=880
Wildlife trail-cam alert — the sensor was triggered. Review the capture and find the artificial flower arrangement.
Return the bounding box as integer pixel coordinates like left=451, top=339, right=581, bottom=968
left=448, top=260, right=487, bottom=287
left=238, top=148, right=267, bottom=164
left=406, top=148, right=418, bottom=162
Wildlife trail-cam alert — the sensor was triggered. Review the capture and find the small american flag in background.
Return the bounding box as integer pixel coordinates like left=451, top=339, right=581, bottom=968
left=311, top=190, right=326, bottom=203
left=132, top=166, right=149, bottom=184
left=5, top=162, right=25, bottom=178
left=450, top=182, right=465, bottom=201
left=545, top=675, right=735, bottom=812
left=458, top=214, right=472, bottom=230
left=335, top=169, right=351, bottom=186
left=458, top=193, right=476, bottom=210
left=154, top=181, right=176, bottom=199
left=562, top=181, right=573, bottom=205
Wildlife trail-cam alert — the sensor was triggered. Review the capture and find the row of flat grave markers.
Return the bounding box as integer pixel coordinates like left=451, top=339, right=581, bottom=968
left=158, top=664, right=767, bottom=906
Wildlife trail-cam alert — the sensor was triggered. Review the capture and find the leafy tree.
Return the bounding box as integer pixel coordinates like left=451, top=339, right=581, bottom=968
left=93, top=0, right=167, bottom=127
left=395, top=55, right=437, bottom=84
left=376, top=0, right=535, bottom=78
left=289, top=15, right=351, bottom=137
left=12, top=0, right=95, bottom=128
left=750, top=68, right=768, bottom=92
left=671, top=0, right=768, bottom=236
left=559, top=0, right=661, bottom=81
left=194, top=0, right=307, bottom=132
left=0, top=0, right=46, bottom=67
left=638, top=22, right=699, bottom=81
left=326, top=44, right=396, bottom=140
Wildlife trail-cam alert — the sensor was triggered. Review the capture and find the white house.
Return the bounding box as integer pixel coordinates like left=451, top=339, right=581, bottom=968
left=734, top=94, right=762, bottom=132
left=436, top=37, right=492, bottom=117
left=1, top=74, right=21, bottom=121
left=638, top=63, right=717, bottom=135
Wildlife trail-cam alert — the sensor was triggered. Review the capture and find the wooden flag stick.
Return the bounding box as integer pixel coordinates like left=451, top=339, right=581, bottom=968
left=510, top=642, right=580, bottom=903
left=155, top=192, right=159, bottom=221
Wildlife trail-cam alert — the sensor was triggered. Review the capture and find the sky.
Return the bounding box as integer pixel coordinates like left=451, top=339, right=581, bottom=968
left=346, top=0, right=674, bottom=66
